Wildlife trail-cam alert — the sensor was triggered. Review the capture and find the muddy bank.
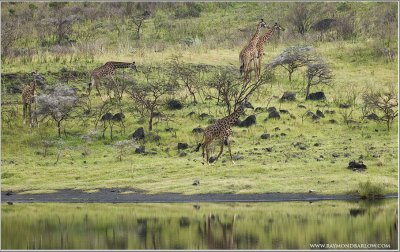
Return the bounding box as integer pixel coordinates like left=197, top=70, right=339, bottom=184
left=2, top=188, right=398, bottom=203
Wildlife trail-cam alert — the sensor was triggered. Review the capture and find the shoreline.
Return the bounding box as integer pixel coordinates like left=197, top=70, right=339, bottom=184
left=1, top=189, right=398, bottom=203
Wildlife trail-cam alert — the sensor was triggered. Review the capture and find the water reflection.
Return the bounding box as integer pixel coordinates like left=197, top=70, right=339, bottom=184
left=1, top=200, right=398, bottom=249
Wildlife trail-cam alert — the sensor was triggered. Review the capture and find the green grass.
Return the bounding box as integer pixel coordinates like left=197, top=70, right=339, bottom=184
left=1, top=4, right=398, bottom=196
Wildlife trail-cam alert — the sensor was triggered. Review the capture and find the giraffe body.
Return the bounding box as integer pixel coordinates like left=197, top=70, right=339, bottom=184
left=199, top=103, right=246, bottom=164
left=253, top=22, right=285, bottom=79
left=89, top=61, right=136, bottom=95
left=239, top=19, right=267, bottom=82
left=22, top=74, right=37, bottom=127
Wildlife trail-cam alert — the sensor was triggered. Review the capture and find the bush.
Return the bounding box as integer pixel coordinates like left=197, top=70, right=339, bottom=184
left=358, top=181, right=384, bottom=199
left=174, top=3, right=202, bottom=19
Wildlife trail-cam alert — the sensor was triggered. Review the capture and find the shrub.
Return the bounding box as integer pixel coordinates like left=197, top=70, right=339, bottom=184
left=358, top=181, right=384, bottom=199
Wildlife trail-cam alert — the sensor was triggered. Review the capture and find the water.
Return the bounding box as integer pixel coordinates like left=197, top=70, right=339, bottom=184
left=2, top=199, right=398, bottom=249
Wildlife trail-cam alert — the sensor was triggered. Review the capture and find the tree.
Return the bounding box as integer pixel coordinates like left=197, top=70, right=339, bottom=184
left=287, top=3, right=316, bottom=35
left=168, top=56, right=209, bottom=104
left=131, top=9, right=151, bottom=40
left=129, top=67, right=176, bottom=131
left=362, top=87, right=398, bottom=131
left=207, top=66, right=274, bottom=114
left=35, top=84, right=78, bottom=137
left=305, top=61, right=333, bottom=99
left=269, top=45, right=316, bottom=82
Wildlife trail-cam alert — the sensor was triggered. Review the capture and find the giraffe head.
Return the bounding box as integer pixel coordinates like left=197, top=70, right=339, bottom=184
left=269, top=22, right=285, bottom=32
left=259, top=19, right=268, bottom=29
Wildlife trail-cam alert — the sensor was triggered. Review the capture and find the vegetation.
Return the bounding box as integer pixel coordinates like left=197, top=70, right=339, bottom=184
left=1, top=2, right=398, bottom=195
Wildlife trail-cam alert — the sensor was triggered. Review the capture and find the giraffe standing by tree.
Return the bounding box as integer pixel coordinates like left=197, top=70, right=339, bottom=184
left=22, top=72, right=38, bottom=127
left=253, top=22, right=285, bottom=80
left=196, top=101, right=250, bottom=164
left=89, top=61, right=137, bottom=96
left=239, top=19, right=268, bottom=82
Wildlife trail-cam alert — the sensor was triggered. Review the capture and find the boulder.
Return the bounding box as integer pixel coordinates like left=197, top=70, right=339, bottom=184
left=135, top=146, right=145, bottom=154
left=268, top=111, right=280, bottom=119
left=316, top=110, right=325, bottom=118
left=366, top=113, right=379, bottom=120
left=199, top=113, right=210, bottom=120
left=166, top=99, right=183, bottom=110
left=260, top=133, right=270, bottom=139
left=192, top=127, right=203, bottom=133
left=307, top=92, right=326, bottom=100
left=266, top=107, right=277, bottom=113
left=280, top=91, right=296, bottom=101
left=239, top=115, right=256, bottom=127
left=348, top=160, right=367, bottom=171
left=132, top=127, right=145, bottom=140
left=178, top=143, right=189, bottom=150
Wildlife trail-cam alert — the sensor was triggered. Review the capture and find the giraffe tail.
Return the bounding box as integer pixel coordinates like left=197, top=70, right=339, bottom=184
left=195, top=143, right=202, bottom=152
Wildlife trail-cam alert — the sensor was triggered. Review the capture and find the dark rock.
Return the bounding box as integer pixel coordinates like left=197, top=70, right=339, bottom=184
left=261, top=133, right=270, bottom=139
left=135, top=146, right=145, bottom=154
left=192, top=180, right=200, bottom=186
left=265, top=147, right=273, bottom=152
left=314, top=143, right=321, bottom=147
left=293, top=142, right=307, bottom=150
left=179, top=152, right=187, bottom=157
left=312, top=114, right=319, bottom=121
left=307, top=92, right=326, bottom=101
left=325, top=110, right=335, bottom=114
left=101, top=112, right=113, bottom=121
left=274, top=127, right=280, bottom=131
left=178, top=143, right=189, bottom=150
left=166, top=99, right=183, bottom=110
left=209, top=156, right=217, bottom=163
left=339, top=103, right=350, bottom=109
left=268, top=111, right=280, bottom=119
left=165, top=127, right=174, bottom=132
left=298, top=104, right=307, bottom=109
left=280, top=133, right=287, bottom=137
left=112, top=112, right=125, bottom=122
left=239, top=115, right=256, bottom=127
left=316, top=110, right=325, bottom=118
left=154, top=135, right=161, bottom=141
left=366, top=113, right=379, bottom=120
left=192, top=127, right=203, bottom=133
left=279, top=109, right=289, bottom=114
left=328, top=119, right=337, bottom=124
left=132, top=127, right=145, bottom=140
left=332, top=153, right=340, bottom=158
left=267, top=107, right=277, bottom=113
left=348, top=160, right=367, bottom=171
left=255, top=107, right=264, bottom=112
left=306, top=110, right=315, bottom=117
left=199, top=113, right=210, bottom=120
left=187, top=111, right=196, bottom=117
left=280, top=91, right=296, bottom=101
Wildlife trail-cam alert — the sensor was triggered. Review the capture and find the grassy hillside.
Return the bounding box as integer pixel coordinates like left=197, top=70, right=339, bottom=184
left=1, top=2, right=398, bottom=195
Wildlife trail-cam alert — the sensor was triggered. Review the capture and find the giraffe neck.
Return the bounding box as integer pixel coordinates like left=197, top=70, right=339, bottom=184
left=248, top=24, right=262, bottom=45
left=257, top=28, right=275, bottom=47
left=223, top=106, right=244, bottom=126
left=108, top=62, right=133, bottom=69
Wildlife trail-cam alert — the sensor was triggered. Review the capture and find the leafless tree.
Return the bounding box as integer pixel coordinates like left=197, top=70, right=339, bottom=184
left=362, top=87, right=398, bottom=131
left=287, top=3, right=316, bottom=35
left=305, top=60, right=333, bottom=99
left=129, top=66, right=176, bottom=131
left=207, top=66, right=274, bottom=115
left=269, top=45, right=316, bottom=82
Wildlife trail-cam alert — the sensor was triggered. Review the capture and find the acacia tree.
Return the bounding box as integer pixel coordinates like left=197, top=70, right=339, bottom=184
left=129, top=67, right=176, bottom=131
left=207, top=66, right=274, bottom=114
left=362, top=87, right=398, bottom=131
left=35, top=84, right=79, bottom=137
left=305, top=61, right=333, bottom=99
left=269, top=45, right=316, bottom=82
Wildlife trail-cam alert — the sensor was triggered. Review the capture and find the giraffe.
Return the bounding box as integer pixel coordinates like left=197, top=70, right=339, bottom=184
left=196, top=101, right=249, bottom=164
left=239, top=19, right=268, bottom=82
left=22, top=72, right=38, bottom=127
left=89, top=61, right=137, bottom=96
left=253, top=22, right=285, bottom=80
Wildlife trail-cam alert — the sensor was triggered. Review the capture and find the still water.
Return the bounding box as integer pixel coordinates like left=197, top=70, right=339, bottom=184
left=2, top=199, right=398, bottom=249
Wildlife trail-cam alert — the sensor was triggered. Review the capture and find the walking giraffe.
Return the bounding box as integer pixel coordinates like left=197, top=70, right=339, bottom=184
left=196, top=101, right=251, bottom=164
left=239, top=19, right=268, bottom=82
left=253, top=22, right=285, bottom=80
left=89, top=61, right=137, bottom=96
left=22, top=72, right=38, bottom=127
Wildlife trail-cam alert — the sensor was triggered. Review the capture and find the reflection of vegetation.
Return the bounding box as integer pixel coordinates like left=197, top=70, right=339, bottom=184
left=1, top=200, right=398, bottom=249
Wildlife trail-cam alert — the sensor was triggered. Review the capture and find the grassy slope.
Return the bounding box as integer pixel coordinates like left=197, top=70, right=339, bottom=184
left=1, top=4, right=398, bottom=195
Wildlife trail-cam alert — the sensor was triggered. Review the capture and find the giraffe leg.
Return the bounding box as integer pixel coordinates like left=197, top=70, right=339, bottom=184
left=215, top=139, right=224, bottom=162
left=22, top=103, right=26, bottom=124
left=227, top=138, right=235, bottom=165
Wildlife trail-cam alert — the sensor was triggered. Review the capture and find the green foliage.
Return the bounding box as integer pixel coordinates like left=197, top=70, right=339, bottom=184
left=358, top=181, right=385, bottom=199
